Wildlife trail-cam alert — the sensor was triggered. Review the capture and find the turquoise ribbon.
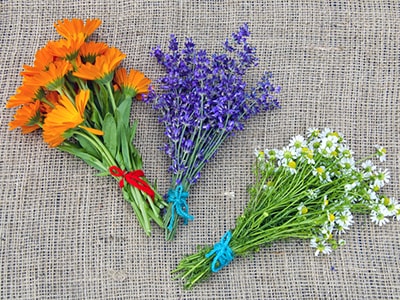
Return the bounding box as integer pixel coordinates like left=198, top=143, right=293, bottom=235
left=167, top=185, right=194, bottom=230
left=205, top=231, right=235, bottom=272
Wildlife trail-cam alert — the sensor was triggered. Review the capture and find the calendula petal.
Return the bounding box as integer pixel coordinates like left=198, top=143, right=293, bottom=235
left=73, top=47, right=125, bottom=81
left=80, top=126, right=104, bottom=136
left=9, top=100, right=42, bottom=133
left=75, top=89, right=90, bottom=116
left=54, top=18, right=101, bottom=39
left=114, top=68, right=151, bottom=96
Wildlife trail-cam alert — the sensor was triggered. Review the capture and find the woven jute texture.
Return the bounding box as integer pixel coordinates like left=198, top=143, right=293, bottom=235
left=1, top=1, right=399, bottom=299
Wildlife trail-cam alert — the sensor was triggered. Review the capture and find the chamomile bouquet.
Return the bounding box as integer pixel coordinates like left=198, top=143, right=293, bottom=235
left=173, top=128, right=399, bottom=288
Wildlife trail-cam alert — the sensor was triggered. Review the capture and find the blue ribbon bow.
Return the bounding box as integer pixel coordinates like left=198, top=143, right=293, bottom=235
left=167, top=185, right=194, bottom=230
left=205, top=231, right=235, bottom=272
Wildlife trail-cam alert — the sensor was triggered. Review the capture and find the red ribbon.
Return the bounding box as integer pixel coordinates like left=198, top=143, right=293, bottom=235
left=109, top=166, right=155, bottom=200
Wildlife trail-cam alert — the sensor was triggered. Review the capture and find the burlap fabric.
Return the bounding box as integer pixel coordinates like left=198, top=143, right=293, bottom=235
left=1, top=1, right=399, bottom=299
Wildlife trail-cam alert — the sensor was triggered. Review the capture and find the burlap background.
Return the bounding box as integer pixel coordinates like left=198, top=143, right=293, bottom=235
left=1, top=1, right=399, bottom=299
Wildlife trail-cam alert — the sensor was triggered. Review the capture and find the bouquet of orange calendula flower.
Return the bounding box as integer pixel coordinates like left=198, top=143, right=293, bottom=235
left=6, top=18, right=166, bottom=236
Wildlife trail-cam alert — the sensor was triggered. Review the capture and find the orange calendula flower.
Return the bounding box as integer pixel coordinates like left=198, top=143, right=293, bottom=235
left=46, top=33, right=86, bottom=61
left=40, top=91, right=60, bottom=114
left=43, top=90, right=103, bottom=147
left=54, top=18, right=102, bottom=39
left=21, top=45, right=55, bottom=77
left=6, top=84, right=45, bottom=108
left=9, top=100, right=42, bottom=134
left=73, top=47, right=126, bottom=82
left=114, top=68, right=151, bottom=98
left=79, top=41, right=109, bottom=64
left=26, top=60, right=72, bottom=91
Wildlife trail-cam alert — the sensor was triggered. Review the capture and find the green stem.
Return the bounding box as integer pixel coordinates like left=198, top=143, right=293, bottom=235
left=106, top=81, right=117, bottom=112
left=74, top=130, right=116, bottom=167
left=130, top=184, right=151, bottom=236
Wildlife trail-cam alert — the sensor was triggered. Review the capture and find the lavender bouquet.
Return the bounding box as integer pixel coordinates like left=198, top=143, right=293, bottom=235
left=146, top=24, right=280, bottom=240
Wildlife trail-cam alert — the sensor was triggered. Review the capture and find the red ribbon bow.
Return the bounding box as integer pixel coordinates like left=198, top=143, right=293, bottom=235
left=109, top=166, right=155, bottom=200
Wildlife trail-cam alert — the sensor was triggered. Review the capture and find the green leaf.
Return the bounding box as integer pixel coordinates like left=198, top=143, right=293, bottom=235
left=130, top=143, right=142, bottom=170
left=129, top=119, right=138, bottom=144
left=102, top=113, right=118, bottom=157
left=127, top=120, right=142, bottom=169
left=75, top=134, right=101, bottom=159
left=95, top=170, right=111, bottom=177
left=115, top=152, right=126, bottom=170
left=58, top=144, right=107, bottom=172
left=120, top=124, right=133, bottom=171
left=98, top=83, right=110, bottom=115
left=116, top=97, right=133, bottom=127
left=90, top=109, right=103, bottom=129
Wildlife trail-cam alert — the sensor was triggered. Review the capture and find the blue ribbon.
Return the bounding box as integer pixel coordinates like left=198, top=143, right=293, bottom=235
left=167, top=185, right=194, bottom=230
left=205, top=231, right=235, bottom=272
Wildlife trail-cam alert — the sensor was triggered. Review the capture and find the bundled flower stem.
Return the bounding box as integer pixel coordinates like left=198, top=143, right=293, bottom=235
left=146, top=24, right=280, bottom=240
left=6, top=18, right=166, bottom=236
left=173, top=128, right=399, bottom=288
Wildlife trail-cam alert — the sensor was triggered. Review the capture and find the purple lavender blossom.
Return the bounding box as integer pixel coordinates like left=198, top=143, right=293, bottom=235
left=146, top=24, right=280, bottom=239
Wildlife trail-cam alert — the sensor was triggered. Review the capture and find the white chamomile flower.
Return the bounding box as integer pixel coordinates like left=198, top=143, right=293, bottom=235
left=266, top=149, right=277, bottom=161
left=344, top=181, right=359, bottom=192
left=340, top=157, right=355, bottom=173
left=395, top=209, right=400, bottom=221
left=319, top=135, right=339, bottom=157
left=346, top=195, right=357, bottom=204
left=366, top=189, right=378, bottom=201
left=381, top=197, right=400, bottom=217
left=319, top=222, right=334, bottom=238
left=307, top=128, right=320, bottom=138
left=374, top=145, right=387, bottom=162
left=285, top=160, right=297, bottom=174
left=300, top=147, right=315, bottom=164
left=276, top=146, right=298, bottom=163
left=310, top=237, right=332, bottom=256
left=378, top=203, right=391, bottom=216
left=307, top=189, right=319, bottom=200
left=276, top=146, right=297, bottom=160
left=373, top=169, right=390, bottom=187
left=336, top=209, right=354, bottom=230
left=254, top=148, right=265, bottom=159
left=361, top=160, right=376, bottom=179
left=289, top=135, right=307, bottom=152
left=370, top=205, right=390, bottom=226
left=313, top=165, right=332, bottom=183
left=320, top=128, right=333, bottom=138
left=339, top=146, right=354, bottom=159
left=327, top=211, right=336, bottom=224
left=297, top=202, right=308, bottom=215
left=321, top=195, right=329, bottom=210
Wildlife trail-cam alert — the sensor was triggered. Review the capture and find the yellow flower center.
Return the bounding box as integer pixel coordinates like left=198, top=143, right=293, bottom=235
left=329, top=213, right=335, bottom=222
left=288, top=160, right=296, bottom=169
left=383, top=196, right=390, bottom=206
left=301, top=206, right=308, bottom=215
